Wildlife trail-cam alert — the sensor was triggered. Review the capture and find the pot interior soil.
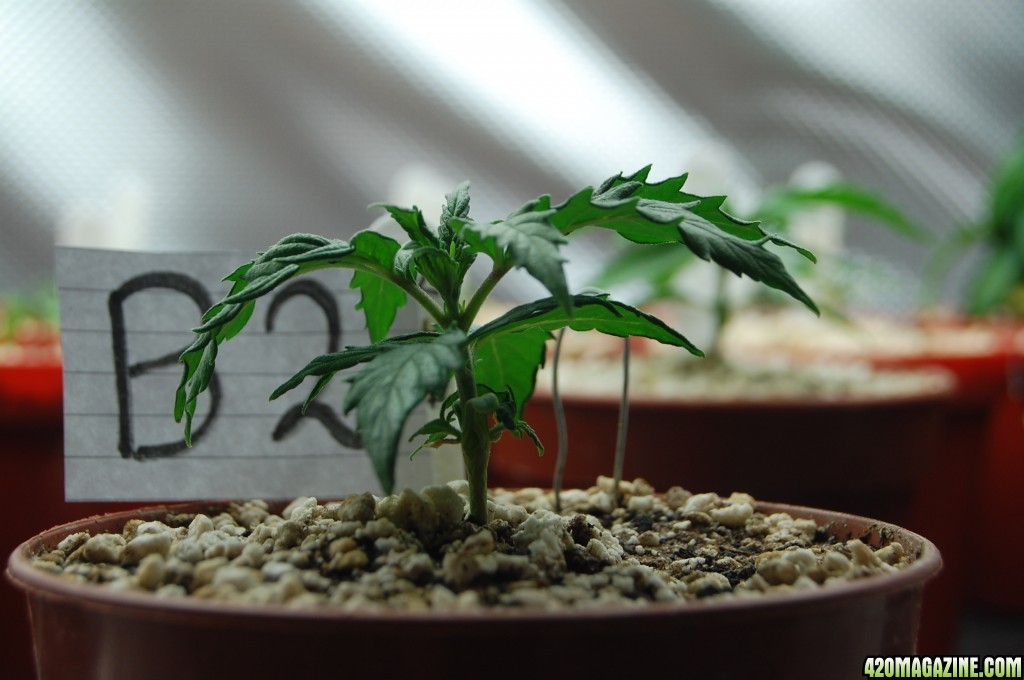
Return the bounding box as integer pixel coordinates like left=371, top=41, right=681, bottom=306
left=20, top=478, right=927, bottom=611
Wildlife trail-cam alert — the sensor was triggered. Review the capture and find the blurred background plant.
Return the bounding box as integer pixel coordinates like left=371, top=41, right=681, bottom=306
left=0, top=284, right=59, bottom=357
left=925, top=134, right=1024, bottom=317
left=1, top=0, right=1021, bottom=316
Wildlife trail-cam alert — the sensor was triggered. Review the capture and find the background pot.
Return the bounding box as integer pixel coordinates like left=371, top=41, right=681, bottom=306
left=868, top=326, right=1024, bottom=621
left=967, top=346, right=1024, bottom=613
left=798, top=316, right=1024, bottom=620
left=7, top=500, right=940, bottom=680
left=491, top=390, right=951, bottom=521
left=719, top=311, right=1024, bottom=645
left=0, top=362, right=141, bottom=680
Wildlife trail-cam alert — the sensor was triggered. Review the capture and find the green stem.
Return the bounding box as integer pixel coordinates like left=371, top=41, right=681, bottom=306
left=460, top=262, right=513, bottom=332
left=551, top=328, right=568, bottom=513
left=611, top=337, right=630, bottom=508
left=709, top=266, right=729, bottom=360
left=385, top=271, right=447, bottom=325
left=454, top=359, right=491, bottom=524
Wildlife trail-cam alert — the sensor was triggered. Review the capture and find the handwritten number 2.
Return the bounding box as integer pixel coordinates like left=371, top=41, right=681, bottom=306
left=265, top=280, right=362, bottom=448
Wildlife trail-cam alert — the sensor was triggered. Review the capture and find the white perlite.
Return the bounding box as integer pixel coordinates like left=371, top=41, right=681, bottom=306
left=536, top=327, right=955, bottom=403
left=31, top=480, right=915, bottom=611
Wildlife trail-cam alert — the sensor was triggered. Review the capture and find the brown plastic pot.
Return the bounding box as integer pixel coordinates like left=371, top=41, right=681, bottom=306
left=718, top=312, right=1022, bottom=645
left=491, top=389, right=952, bottom=524
left=7, top=500, right=940, bottom=680
left=865, top=321, right=1024, bottom=620
left=970, top=343, right=1024, bottom=613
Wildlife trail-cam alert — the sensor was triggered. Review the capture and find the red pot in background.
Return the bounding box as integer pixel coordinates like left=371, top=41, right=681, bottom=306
left=867, top=316, right=1018, bottom=406
left=0, top=362, right=63, bottom=424
left=0, top=361, right=141, bottom=680
left=976, top=375, right=1024, bottom=613
left=867, top=319, right=1024, bottom=617
left=717, top=310, right=1024, bottom=646
left=7, top=500, right=941, bottom=680
left=492, top=391, right=952, bottom=523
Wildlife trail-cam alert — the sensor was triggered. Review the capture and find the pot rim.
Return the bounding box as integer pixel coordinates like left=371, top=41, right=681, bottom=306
left=527, top=385, right=956, bottom=411
left=6, top=500, right=942, bottom=625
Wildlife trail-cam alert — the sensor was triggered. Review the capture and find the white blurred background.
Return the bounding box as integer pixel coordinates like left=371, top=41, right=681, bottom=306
left=2, top=0, right=1022, bottom=309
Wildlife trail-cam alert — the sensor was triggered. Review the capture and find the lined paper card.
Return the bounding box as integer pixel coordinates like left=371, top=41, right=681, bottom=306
left=57, top=246, right=449, bottom=501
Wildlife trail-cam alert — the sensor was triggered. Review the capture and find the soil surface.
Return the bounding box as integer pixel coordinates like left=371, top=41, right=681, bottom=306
left=27, top=478, right=917, bottom=611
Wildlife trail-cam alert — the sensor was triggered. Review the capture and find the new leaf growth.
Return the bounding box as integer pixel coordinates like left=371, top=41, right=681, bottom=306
left=176, top=166, right=818, bottom=523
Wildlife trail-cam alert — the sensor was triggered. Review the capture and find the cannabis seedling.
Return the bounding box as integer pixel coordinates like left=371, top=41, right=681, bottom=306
left=176, top=167, right=817, bottom=523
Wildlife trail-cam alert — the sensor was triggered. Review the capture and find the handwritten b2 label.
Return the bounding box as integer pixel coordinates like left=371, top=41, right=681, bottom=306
left=58, top=247, right=428, bottom=501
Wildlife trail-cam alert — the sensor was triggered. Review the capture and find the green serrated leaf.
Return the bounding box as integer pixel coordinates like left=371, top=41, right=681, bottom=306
left=301, top=375, right=334, bottom=413
left=349, top=230, right=409, bottom=343
left=275, top=233, right=333, bottom=247
left=516, top=170, right=817, bottom=313
left=471, top=294, right=702, bottom=355
left=277, top=241, right=359, bottom=266
left=440, top=181, right=471, bottom=241
left=371, top=203, right=439, bottom=248
left=472, top=326, right=550, bottom=418
left=224, top=264, right=300, bottom=304
left=408, top=418, right=462, bottom=442
left=439, top=391, right=462, bottom=422
left=270, top=347, right=380, bottom=403
left=221, top=301, right=256, bottom=343
left=270, top=332, right=441, bottom=402
left=194, top=302, right=245, bottom=334
left=258, top=241, right=319, bottom=262
left=176, top=233, right=369, bottom=443
left=454, top=211, right=570, bottom=312
left=222, top=261, right=253, bottom=285
left=606, top=168, right=767, bottom=241
left=395, top=242, right=461, bottom=301
left=761, top=232, right=817, bottom=264
left=469, top=295, right=701, bottom=421
left=343, top=331, right=467, bottom=494
left=665, top=208, right=819, bottom=314
left=546, top=174, right=752, bottom=243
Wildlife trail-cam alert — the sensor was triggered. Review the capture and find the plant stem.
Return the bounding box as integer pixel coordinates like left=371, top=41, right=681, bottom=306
left=551, top=328, right=568, bottom=513
left=460, top=262, right=512, bottom=332
left=709, top=266, right=730, bottom=360
left=397, top=278, right=447, bottom=326
left=454, top=355, right=491, bottom=524
left=611, top=337, right=630, bottom=508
